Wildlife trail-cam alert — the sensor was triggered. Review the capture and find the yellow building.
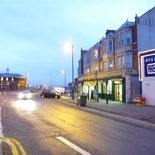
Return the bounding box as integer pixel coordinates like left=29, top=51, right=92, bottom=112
left=0, top=69, right=26, bottom=92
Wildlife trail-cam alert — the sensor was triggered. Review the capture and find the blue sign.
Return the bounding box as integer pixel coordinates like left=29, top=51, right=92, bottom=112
left=144, top=55, right=155, bottom=77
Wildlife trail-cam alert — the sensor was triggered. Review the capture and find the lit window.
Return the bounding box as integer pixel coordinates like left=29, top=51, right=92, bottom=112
left=118, top=56, right=121, bottom=69
left=108, top=60, right=113, bottom=70
left=94, top=50, right=98, bottom=58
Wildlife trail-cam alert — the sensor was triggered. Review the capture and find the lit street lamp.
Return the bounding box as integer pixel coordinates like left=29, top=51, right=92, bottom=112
left=61, top=70, right=66, bottom=89
left=63, top=43, right=74, bottom=100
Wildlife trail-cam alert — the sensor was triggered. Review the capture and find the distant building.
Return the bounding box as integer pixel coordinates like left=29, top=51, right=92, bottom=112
left=77, top=6, right=155, bottom=103
left=0, top=68, right=26, bottom=92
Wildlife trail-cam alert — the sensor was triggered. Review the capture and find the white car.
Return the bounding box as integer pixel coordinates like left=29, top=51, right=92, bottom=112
left=19, top=90, right=32, bottom=99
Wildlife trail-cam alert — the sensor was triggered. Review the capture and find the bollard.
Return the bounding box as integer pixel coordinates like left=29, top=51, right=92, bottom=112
left=106, top=95, right=108, bottom=104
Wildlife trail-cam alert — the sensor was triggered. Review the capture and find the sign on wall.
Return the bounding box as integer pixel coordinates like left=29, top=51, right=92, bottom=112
left=144, top=55, right=155, bottom=77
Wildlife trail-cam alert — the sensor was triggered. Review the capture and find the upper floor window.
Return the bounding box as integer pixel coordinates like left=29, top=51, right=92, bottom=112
left=87, top=68, right=90, bottom=74
left=117, top=56, right=121, bottom=69
left=108, top=40, right=113, bottom=52
left=117, top=55, right=125, bottom=69
left=126, top=31, right=131, bottom=45
left=103, top=61, right=108, bottom=71
left=108, top=59, right=113, bottom=70
left=86, top=55, right=89, bottom=63
left=120, top=32, right=124, bottom=46
left=84, top=54, right=90, bottom=64
left=126, top=53, right=132, bottom=68
left=116, top=32, right=124, bottom=48
left=116, top=34, right=121, bottom=47
left=94, top=50, right=98, bottom=58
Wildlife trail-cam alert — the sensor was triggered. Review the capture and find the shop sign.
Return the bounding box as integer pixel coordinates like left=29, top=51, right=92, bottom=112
left=144, top=55, right=155, bottom=77
left=84, top=81, right=96, bottom=86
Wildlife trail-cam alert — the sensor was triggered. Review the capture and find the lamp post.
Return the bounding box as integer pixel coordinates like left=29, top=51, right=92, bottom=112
left=63, top=43, right=74, bottom=100
left=71, top=45, right=74, bottom=100
left=61, top=70, right=66, bottom=90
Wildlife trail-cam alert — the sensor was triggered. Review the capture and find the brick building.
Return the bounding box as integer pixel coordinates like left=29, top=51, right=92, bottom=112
left=0, top=68, right=26, bottom=92
left=77, top=6, right=155, bottom=103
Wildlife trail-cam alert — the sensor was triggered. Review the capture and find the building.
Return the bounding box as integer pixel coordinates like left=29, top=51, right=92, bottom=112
left=138, top=49, right=155, bottom=106
left=0, top=68, right=26, bottom=92
left=77, top=6, right=155, bottom=103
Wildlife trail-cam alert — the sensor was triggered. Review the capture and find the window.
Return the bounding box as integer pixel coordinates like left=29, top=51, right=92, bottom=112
left=103, top=61, right=108, bottom=71
left=121, top=55, right=125, bottom=68
left=94, top=50, right=98, bottom=58
left=126, top=53, right=132, bottom=68
left=117, top=55, right=124, bottom=69
left=84, top=54, right=89, bottom=64
left=117, top=34, right=121, bottom=47
left=118, top=56, right=121, bottom=69
left=108, top=59, right=113, bottom=70
left=108, top=40, right=113, bottom=52
left=126, top=31, right=131, bottom=45
left=87, top=68, right=89, bottom=74
left=120, top=32, right=123, bottom=45
left=86, top=55, right=89, bottom=63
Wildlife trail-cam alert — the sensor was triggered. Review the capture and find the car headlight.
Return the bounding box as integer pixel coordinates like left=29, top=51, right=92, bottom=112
left=19, top=93, right=24, bottom=98
left=26, top=93, right=32, bottom=98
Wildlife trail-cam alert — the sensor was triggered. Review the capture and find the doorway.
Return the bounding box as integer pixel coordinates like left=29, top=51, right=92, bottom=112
left=114, top=84, right=122, bottom=101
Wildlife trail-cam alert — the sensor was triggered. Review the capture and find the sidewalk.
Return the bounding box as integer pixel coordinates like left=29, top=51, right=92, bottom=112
left=61, top=94, right=155, bottom=124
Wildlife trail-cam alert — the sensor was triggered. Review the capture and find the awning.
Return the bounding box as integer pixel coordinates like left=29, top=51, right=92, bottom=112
left=84, top=81, right=96, bottom=86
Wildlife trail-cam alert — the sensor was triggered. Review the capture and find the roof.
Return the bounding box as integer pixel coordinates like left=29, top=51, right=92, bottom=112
left=117, top=21, right=134, bottom=31
left=0, top=73, right=25, bottom=78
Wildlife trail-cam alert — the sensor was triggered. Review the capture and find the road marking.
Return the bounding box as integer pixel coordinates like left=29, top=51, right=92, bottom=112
left=0, top=106, right=3, bottom=155
left=0, top=99, right=7, bottom=106
left=0, top=137, right=27, bottom=155
left=1, top=138, right=19, bottom=155
left=56, top=136, right=92, bottom=155
left=10, top=138, right=27, bottom=155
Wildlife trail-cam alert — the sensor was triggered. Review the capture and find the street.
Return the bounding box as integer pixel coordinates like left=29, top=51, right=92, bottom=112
left=1, top=93, right=155, bottom=155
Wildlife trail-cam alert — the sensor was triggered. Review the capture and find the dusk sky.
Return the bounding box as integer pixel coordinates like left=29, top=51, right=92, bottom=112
left=0, top=0, right=154, bottom=87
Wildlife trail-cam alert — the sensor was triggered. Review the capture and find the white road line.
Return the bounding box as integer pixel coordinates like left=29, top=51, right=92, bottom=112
left=0, top=107, right=3, bottom=155
left=56, top=136, right=92, bottom=155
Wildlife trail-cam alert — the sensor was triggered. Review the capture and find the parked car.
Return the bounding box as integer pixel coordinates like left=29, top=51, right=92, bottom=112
left=40, top=90, right=61, bottom=99
left=18, top=90, right=32, bottom=99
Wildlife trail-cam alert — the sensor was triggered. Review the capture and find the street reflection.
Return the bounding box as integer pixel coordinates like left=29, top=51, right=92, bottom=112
left=13, top=99, right=36, bottom=111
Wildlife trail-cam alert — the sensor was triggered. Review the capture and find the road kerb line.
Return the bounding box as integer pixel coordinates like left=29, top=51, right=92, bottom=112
left=56, top=136, right=92, bottom=155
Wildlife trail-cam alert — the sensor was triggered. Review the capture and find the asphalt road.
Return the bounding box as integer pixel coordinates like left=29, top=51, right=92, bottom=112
left=1, top=93, right=155, bottom=155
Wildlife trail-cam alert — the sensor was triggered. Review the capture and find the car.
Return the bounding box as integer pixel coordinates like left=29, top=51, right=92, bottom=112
left=18, top=90, right=32, bottom=99
left=40, top=89, right=61, bottom=99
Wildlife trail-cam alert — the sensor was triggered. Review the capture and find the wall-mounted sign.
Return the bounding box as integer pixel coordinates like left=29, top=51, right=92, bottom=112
left=144, top=55, right=155, bottom=77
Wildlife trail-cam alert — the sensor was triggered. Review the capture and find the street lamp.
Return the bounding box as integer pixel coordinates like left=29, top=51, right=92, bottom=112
left=63, top=43, right=74, bottom=100
left=71, top=45, right=74, bottom=100
left=61, top=70, right=66, bottom=90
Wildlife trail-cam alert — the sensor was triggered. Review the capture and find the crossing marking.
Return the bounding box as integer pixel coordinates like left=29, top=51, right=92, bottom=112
left=56, top=136, right=92, bottom=155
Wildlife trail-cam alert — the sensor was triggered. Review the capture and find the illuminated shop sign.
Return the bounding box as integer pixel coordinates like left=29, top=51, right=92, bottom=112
left=144, top=55, right=155, bottom=77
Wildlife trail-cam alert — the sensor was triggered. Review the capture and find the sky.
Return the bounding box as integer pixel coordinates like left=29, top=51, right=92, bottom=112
left=0, top=0, right=154, bottom=87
